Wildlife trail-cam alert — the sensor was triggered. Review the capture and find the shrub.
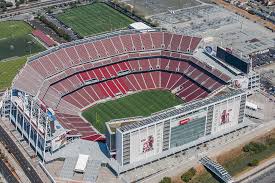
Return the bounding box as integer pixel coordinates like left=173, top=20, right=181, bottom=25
left=243, top=142, right=267, bottom=154
left=266, top=138, right=275, bottom=146
left=6, top=2, right=13, bottom=7
left=159, top=177, right=172, bottom=183
left=248, top=159, right=259, bottom=167
left=181, top=168, right=196, bottom=182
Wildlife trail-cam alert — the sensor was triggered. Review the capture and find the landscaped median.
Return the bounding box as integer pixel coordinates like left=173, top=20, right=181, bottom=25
left=162, top=129, right=275, bottom=183
left=190, top=130, right=275, bottom=183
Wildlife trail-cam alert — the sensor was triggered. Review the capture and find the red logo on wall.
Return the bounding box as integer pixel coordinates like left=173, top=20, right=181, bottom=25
left=179, top=118, right=191, bottom=125
left=142, top=135, right=154, bottom=153
left=221, top=110, right=229, bottom=124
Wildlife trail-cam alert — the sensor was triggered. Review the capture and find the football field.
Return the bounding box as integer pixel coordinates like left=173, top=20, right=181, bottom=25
left=82, top=90, right=183, bottom=133
left=57, top=3, right=135, bottom=37
left=0, top=21, right=45, bottom=60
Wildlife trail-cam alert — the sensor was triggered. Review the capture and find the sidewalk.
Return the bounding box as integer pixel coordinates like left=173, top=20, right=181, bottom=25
left=0, top=118, right=51, bottom=183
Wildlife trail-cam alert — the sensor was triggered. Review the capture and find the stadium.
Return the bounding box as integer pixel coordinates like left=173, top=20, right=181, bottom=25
left=0, top=29, right=259, bottom=175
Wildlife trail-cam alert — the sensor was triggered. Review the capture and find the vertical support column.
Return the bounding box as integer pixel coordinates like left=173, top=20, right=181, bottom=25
left=28, top=100, right=33, bottom=145
left=35, top=108, right=41, bottom=155
left=9, top=90, right=13, bottom=122
left=15, top=105, right=19, bottom=130
left=21, top=94, right=26, bottom=138
left=43, top=116, right=48, bottom=163
left=21, top=115, right=25, bottom=138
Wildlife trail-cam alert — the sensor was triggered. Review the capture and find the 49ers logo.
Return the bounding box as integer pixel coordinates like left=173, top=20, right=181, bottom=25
left=179, top=118, right=191, bottom=125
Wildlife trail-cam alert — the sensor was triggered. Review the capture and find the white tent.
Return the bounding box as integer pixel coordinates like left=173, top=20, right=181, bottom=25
left=129, top=22, right=154, bottom=32
left=246, top=101, right=258, bottom=111
left=74, top=154, right=89, bottom=173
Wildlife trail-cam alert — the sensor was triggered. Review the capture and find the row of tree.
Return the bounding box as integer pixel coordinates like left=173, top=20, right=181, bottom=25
left=0, top=0, right=13, bottom=12
left=0, top=0, right=39, bottom=11
left=39, top=15, right=71, bottom=41
left=159, top=168, right=197, bottom=183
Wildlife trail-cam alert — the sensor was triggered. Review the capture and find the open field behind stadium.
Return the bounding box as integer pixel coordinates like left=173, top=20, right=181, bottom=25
left=125, top=0, right=201, bottom=16
left=0, top=56, right=27, bottom=91
left=82, top=90, right=183, bottom=133
left=57, top=3, right=135, bottom=37
left=0, top=21, right=45, bottom=60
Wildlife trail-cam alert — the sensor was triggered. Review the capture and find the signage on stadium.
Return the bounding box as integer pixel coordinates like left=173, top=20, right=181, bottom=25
left=170, top=109, right=207, bottom=128
left=178, top=118, right=191, bottom=125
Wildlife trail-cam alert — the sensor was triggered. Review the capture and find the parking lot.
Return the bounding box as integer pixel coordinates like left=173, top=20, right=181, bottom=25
left=251, top=48, right=275, bottom=68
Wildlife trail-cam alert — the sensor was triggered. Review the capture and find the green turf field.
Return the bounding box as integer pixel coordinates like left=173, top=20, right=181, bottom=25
left=0, top=56, right=27, bottom=91
left=82, top=90, right=183, bottom=133
left=57, top=3, right=135, bottom=37
left=0, top=21, right=45, bottom=60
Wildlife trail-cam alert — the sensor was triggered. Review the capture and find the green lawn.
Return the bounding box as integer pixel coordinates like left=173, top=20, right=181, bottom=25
left=0, top=21, right=32, bottom=39
left=0, top=21, right=45, bottom=60
left=57, top=3, right=135, bottom=37
left=82, top=90, right=183, bottom=133
left=0, top=56, right=27, bottom=91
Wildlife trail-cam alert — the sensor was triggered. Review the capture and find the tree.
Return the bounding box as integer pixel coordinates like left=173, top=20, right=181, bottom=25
left=243, top=142, right=267, bottom=154
left=248, top=159, right=259, bottom=167
left=181, top=168, right=196, bottom=182
left=159, top=177, right=172, bottom=183
left=6, top=2, right=13, bottom=7
left=15, top=1, right=20, bottom=8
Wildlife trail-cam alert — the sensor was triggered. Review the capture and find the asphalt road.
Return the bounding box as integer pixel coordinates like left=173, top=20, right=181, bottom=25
left=245, top=164, right=275, bottom=183
left=0, top=159, right=19, bottom=183
left=0, top=0, right=78, bottom=15
left=0, top=126, right=43, bottom=183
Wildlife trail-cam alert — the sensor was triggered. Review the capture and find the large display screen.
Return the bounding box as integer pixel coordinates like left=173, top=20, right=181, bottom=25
left=216, top=47, right=250, bottom=74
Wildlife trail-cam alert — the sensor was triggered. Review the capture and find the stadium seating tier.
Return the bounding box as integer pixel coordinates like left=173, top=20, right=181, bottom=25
left=13, top=31, right=231, bottom=141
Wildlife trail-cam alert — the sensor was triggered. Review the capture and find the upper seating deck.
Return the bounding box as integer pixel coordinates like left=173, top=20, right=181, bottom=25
left=27, top=31, right=202, bottom=78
